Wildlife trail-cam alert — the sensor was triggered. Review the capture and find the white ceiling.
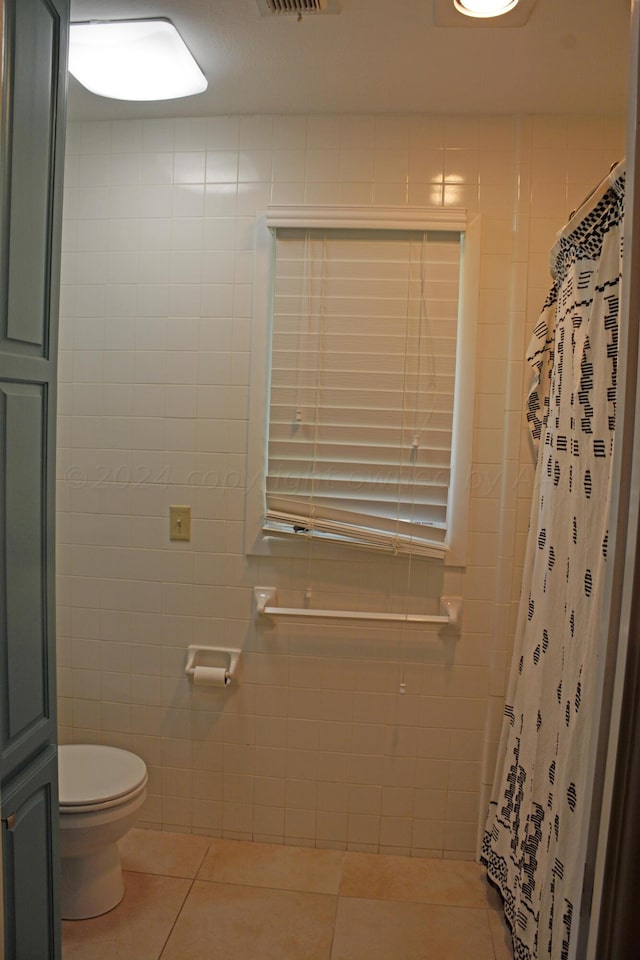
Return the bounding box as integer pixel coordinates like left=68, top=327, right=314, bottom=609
left=67, top=0, right=631, bottom=121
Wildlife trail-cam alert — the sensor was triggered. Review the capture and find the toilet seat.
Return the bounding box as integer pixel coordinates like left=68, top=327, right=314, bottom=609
left=59, top=744, right=148, bottom=812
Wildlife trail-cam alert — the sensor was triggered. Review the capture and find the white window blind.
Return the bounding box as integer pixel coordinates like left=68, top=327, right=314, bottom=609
left=264, top=225, right=463, bottom=558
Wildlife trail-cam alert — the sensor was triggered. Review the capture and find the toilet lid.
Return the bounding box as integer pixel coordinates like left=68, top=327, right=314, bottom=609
left=58, top=744, right=148, bottom=806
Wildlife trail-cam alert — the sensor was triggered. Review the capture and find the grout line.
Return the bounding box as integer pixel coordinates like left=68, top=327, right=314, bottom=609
left=329, top=894, right=341, bottom=960
left=156, top=875, right=197, bottom=960
left=192, top=838, right=213, bottom=881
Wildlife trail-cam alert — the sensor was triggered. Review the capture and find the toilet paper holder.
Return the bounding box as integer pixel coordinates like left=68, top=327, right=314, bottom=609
left=184, top=645, right=242, bottom=686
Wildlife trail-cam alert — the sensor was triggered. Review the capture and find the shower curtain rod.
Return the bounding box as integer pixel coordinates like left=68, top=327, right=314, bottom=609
left=254, top=587, right=462, bottom=629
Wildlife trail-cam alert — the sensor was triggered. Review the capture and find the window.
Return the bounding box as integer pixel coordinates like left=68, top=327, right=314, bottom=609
left=246, top=206, right=479, bottom=564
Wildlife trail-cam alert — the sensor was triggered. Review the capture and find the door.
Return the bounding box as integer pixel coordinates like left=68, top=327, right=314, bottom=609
left=0, top=0, right=69, bottom=956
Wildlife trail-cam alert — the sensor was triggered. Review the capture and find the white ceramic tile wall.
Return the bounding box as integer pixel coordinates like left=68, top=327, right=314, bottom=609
left=56, top=113, right=625, bottom=860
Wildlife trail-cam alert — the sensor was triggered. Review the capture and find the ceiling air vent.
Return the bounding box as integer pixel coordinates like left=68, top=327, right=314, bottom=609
left=256, top=0, right=341, bottom=15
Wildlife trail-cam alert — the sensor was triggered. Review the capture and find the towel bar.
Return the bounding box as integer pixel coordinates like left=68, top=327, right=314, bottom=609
left=254, top=587, right=462, bottom=629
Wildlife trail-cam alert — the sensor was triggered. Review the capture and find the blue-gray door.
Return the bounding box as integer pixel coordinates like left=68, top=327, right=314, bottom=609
left=0, top=0, right=69, bottom=956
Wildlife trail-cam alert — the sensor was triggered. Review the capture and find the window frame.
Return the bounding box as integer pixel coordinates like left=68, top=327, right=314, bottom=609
left=245, top=205, right=480, bottom=566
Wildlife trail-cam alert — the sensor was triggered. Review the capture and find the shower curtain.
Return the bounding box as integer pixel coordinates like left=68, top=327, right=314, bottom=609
left=482, top=161, right=625, bottom=960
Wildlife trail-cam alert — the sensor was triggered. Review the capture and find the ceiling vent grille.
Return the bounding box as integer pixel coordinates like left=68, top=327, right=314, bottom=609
left=256, top=0, right=340, bottom=15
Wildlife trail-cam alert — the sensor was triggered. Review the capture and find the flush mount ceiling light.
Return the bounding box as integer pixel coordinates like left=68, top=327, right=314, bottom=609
left=69, top=19, right=207, bottom=101
left=453, top=0, right=519, bottom=16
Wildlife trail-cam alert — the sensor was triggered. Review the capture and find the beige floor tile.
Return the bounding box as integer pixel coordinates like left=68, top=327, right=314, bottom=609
left=340, top=851, right=492, bottom=908
left=332, top=897, right=496, bottom=960
left=160, top=880, right=337, bottom=960
left=119, top=827, right=211, bottom=878
left=197, top=837, right=345, bottom=894
left=489, top=907, right=515, bottom=960
left=61, top=872, right=191, bottom=960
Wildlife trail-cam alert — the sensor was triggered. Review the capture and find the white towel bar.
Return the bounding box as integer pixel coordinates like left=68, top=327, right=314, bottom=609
left=254, top=587, right=462, bottom=629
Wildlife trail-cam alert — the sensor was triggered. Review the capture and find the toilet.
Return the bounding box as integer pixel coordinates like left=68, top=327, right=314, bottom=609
left=58, top=744, right=148, bottom=920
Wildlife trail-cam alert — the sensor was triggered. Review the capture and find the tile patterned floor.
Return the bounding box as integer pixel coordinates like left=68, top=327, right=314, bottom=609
left=62, top=829, right=514, bottom=960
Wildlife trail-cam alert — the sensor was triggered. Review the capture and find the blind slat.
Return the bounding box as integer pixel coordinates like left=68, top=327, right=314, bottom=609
left=267, top=483, right=450, bottom=512
left=266, top=498, right=448, bottom=533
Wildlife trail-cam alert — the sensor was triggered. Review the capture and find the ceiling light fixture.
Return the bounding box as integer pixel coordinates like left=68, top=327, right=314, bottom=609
left=453, top=0, right=520, bottom=17
left=69, top=19, right=208, bottom=101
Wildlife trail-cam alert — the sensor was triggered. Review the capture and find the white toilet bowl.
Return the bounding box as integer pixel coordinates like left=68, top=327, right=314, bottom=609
left=58, top=744, right=148, bottom=920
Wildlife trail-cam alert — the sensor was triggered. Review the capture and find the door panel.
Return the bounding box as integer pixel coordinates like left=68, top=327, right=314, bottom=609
left=0, top=382, right=52, bottom=775
left=0, top=0, right=61, bottom=357
left=1, top=748, right=60, bottom=960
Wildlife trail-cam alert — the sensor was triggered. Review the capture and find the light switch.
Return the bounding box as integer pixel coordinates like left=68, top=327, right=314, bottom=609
left=170, top=505, right=191, bottom=541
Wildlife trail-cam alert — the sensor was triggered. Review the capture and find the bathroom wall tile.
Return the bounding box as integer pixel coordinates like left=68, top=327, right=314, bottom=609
left=237, top=116, right=273, bottom=150
left=204, top=116, right=239, bottom=150
left=316, top=812, right=348, bottom=847
left=379, top=817, right=412, bottom=853
left=206, top=150, right=238, bottom=184
left=235, top=182, right=271, bottom=218
left=58, top=111, right=613, bottom=851
left=372, top=182, right=408, bottom=205
left=478, top=183, right=514, bottom=219
left=414, top=786, right=448, bottom=822
left=304, top=182, right=342, bottom=206
left=373, top=150, right=408, bottom=182
left=79, top=153, right=110, bottom=188
left=338, top=116, right=373, bottom=151
left=204, top=182, right=238, bottom=217
left=110, top=153, right=142, bottom=188
left=478, top=151, right=516, bottom=187
left=444, top=821, right=478, bottom=854
left=444, top=118, right=480, bottom=151
left=407, top=182, right=444, bottom=206
left=444, top=182, right=478, bottom=209
left=305, top=115, right=340, bottom=148
left=270, top=180, right=307, bottom=204
left=77, top=186, right=109, bottom=220
left=273, top=116, right=307, bottom=150
left=238, top=150, right=272, bottom=183
left=444, top=149, right=479, bottom=185
left=347, top=812, right=380, bottom=846
left=141, top=121, right=175, bottom=153
left=101, top=699, right=132, bottom=734
left=172, top=119, right=207, bottom=153
left=163, top=796, right=193, bottom=829
left=141, top=153, right=174, bottom=187
left=339, top=149, right=374, bottom=183
left=375, top=116, right=410, bottom=150
left=410, top=116, right=445, bottom=151
left=101, top=671, right=132, bottom=703
left=408, top=147, right=444, bottom=184
left=530, top=115, right=569, bottom=152
left=253, top=805, right=286, bottom=840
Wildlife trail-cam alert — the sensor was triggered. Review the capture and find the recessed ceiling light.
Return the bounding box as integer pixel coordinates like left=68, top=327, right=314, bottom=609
left=453, top=0, right=519, bottom=16
left=69, top=19, right=208, bottom=101
left=434, top=0, right=535, bottom=27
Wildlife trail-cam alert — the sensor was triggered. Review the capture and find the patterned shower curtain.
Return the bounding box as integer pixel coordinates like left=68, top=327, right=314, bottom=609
left=482, top=161, right=625, bottom=960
